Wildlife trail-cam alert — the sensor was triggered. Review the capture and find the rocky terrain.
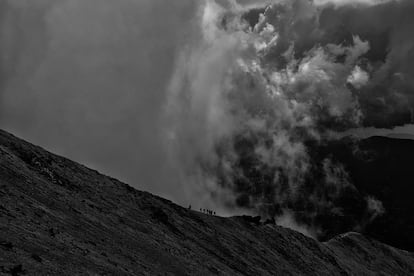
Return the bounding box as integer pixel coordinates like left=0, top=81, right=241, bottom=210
left=0, top=129, right=413, bottom=275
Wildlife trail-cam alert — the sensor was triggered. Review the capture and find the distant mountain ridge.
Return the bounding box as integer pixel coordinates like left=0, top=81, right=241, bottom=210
left=0, top=129, right=413, bottom=275
left=386, top=133, right=414, bottom=140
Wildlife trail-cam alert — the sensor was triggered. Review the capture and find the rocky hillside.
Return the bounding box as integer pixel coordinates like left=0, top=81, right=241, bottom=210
left=0, top=129, right=413, bottom=275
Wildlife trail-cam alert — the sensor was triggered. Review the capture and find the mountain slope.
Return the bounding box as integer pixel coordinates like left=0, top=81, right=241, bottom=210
left=0, top=129, right=413, bottom=275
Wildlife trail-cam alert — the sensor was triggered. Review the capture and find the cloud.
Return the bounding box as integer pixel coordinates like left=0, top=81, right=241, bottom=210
left=347, top=66, right=369, bottom=89
left=161, top=0, right=414, bottom=239
left=242, top=0, right=414, bottom=128
left=316, top=0, right=414, bottom=127
left=276, top=209, right=317, bottom=238
left=165, top=0, right=381, bottom=236
left=366, top=196, right=385, bottom=219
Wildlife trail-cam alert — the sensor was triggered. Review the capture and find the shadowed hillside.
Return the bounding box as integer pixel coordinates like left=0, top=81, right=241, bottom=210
left=0, top=129, right=413, bottom=275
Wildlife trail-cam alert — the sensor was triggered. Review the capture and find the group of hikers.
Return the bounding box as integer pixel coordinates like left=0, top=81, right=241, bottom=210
left=188, top=205, right=216, bottom=215
left=200, top=208, right=215, bottom=215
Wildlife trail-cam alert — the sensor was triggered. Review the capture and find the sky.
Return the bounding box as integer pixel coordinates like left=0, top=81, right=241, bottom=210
left=0, top=0, right=199, bottom=204
left=0, top=0, right=413, bottom=217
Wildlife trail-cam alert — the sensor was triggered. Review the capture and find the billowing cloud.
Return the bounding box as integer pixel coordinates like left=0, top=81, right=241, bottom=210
left=347, top=66, right=369, bottom=89
left=165, top=0, right=414, bottom=238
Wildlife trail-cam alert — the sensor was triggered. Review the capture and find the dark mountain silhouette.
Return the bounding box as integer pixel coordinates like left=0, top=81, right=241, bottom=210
left=0, top=129, right=413, bottom=275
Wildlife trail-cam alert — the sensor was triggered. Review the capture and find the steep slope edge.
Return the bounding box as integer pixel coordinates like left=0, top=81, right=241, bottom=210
left=0, top=129, right=413, bottom=275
